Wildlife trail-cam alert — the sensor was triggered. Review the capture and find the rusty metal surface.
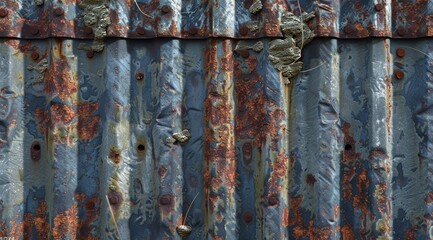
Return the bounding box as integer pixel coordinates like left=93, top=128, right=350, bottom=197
left=2, top=0, right=433, bottom=39
left=0, top=37, right=432, bottom=239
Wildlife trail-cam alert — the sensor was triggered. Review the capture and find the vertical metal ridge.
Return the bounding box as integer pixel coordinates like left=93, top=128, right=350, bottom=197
left=364, top=38, right=393, bottom=239
left=154, top=39, right=184, bottom=238
left=204, top=39, right=237, bottom=239
left=98, top=39, right=132, bottom=239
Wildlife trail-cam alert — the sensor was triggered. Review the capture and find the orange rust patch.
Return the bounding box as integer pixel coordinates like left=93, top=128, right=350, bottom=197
left=282, top=207, right=289, bottom=227
left=375, top=183, right=389, bottom=213
left=405, top=226, right=418, bottom=240
left=45, top=55, right=77, bottom=101
left=53, top=204, right=79, bottom=240
left=77, top=102, right=100, bottom=140
left=341, top=225, right=355, bottom=239
left=425, top=192, right=433, bottom=204
left=0, top=221, right=7, bottom=236
left=50, top=103, right=76, bottom=125
left=268, top=151, right=288, bottom=196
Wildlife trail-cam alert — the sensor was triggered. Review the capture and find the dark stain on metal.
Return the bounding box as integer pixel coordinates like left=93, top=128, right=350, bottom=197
left=394, top=69, right=404, bottom=80
left=135, top=72, right=144, bottom=80
left=243, top=211, right=253, bottom=223
left=107, top=191, right=123, bottom=210
left=396, top=48, right=406, bottom=57
left=136, top=27, right=146, bottom=35
left=375, top=4, right=384, bottom=11
left=0, top=8, right=8, bottom=18
left=344, top=24, right=354, bottom=34
left=161, top=5, right=171, bottom=14
left=159, top=194, right=173, bottom=206
left=31, top=28, right=40, bottom=36
left=31, top=51, right=40, bottom=61
left=86, top=50, right=94, bottom=58
left=189, top=28, right=198, bottom=36
left=397, top=27, right=406, bottom=36
left=240, top=50, right=250, bottom=58
left=158, top=166, right=167, bottom=177
left=306, top=174, right=317, bottom=185
left=84, top=27, right=93, bottom=35
left=239, top=25, right=249, bottom=36
left=31, top=141, right=41, bottom=162
left=242, top=142, right=252, bottom=165
left=54, top=8, right=64, bottom=17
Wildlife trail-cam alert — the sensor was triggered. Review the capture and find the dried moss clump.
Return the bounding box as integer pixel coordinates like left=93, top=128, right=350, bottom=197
left=269, top=11, right=315, bottom=84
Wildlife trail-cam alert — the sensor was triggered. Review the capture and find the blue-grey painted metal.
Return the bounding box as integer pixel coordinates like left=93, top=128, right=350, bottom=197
left=0, top=37, right=432, bottom=239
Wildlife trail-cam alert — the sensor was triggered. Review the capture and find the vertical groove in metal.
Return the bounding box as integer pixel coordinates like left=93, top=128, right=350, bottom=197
left=0, top=38, right=433, bottom=239
left=204, top=39, right=237, bottom=239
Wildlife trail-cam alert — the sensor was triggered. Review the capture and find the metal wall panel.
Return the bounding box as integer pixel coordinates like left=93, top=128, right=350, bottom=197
left=1, top=0, right=433, bottom=39
left=0, top=37, right=432, bottom=239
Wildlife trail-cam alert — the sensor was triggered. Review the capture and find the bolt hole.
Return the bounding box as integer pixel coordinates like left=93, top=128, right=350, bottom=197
left=344, top=144, right=352, bottom=151
left=137, top=144, right=145, bottom=151
left=33, top=144, right=41, bottom=151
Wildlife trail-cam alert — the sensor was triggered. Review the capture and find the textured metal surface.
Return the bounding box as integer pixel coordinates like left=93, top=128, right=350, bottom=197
left=0, top=37, right=432, bottom=239
left=2, top=0, right=433, bottom=39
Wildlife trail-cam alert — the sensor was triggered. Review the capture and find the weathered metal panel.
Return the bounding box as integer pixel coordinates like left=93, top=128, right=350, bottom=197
left=2, top=0, right=433, bottom=39
left=0, top=37, right=432, bottom=239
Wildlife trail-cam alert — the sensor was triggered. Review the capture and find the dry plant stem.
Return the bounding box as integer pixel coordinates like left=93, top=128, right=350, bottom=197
left=405, top=46, right=430, bottom=57
left=134, top=0, right=152, bottom=18
left=106, top=195, right=122, bottom=240
left=301, top=61, right=326, bottom=73
left=183, top=191, right=200, bottom=225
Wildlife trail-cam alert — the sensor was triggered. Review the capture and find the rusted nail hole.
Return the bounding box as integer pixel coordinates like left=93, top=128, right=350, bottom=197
left=306, top=174, right=317, bottom=185
left=396, top=48, right=405, bottom=58
left=344, top=144, right=352, bottom=151
left=397, top=27, right=405, bottom=36
left=31, top=141, right=41, bottom=161
left=54, top=8, right=64, bottom=16
left=108, top=191, right=123, bottom=210
left=135, top=72, right=144, bottom=80
left=136, top=27, right=145, bottom=35
left=239, top=26, right=249, bottom=36
left=243, top=211, right=253, bottom=223
left=86, top=50, right=94, bottom=58
left=240, top=50, right=250, bottom=58
left=31, top=28, right=40, bottom=36
left=137, top=144, right=145, bottom=151
left=31, top=52, right=40, bottom=60
left=159, top=194, right=173, bottom=206
left=0, top=8, right=8, bottom=18
left=394, top=69, right=404, bottom=80
left=344, top=25, right=353, bottom=34
left=374, top=3, right=384, bottom=11
left=84, top=27, right=93, bottom=35
left=268, top=196, right=279, bottom=206
left=161, top=5, right=171, bottom=14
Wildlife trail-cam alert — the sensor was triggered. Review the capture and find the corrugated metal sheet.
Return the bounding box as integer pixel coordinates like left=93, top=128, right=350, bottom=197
left=1, top=1, right=433, bottom=240
left=1, top=0, right=433, bottom=39
left=0, top=38, right=432, bottom=239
